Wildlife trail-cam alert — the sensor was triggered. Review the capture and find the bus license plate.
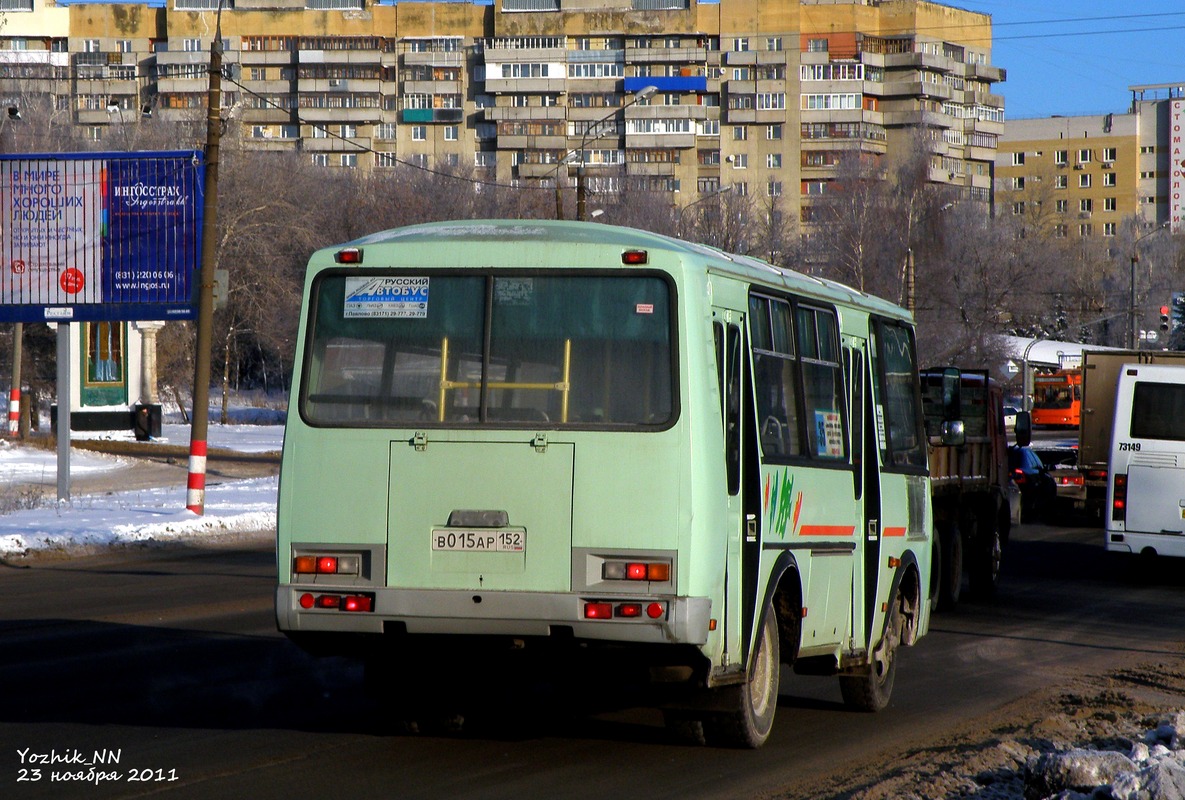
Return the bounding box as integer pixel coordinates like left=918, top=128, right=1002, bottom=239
left=431, top=529, right=525, bottom=552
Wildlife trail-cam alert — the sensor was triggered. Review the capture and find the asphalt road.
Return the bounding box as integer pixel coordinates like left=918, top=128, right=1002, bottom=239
left=3, top=519, right=1183, bottom=800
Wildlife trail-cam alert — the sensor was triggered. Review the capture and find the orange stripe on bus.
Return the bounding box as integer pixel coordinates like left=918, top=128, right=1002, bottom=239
left=799, top=525, right=856, bottom=537
left=883, top=527, right=907, bottom=537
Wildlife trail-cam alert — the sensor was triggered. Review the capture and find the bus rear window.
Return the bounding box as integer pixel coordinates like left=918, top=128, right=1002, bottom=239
left=301, top=273, right=675, bottom=428
left=1130, top=381, right=1185, bottom=441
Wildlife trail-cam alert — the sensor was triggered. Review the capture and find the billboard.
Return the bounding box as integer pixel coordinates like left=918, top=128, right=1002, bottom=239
left=0, top=150, right=204, bottom=322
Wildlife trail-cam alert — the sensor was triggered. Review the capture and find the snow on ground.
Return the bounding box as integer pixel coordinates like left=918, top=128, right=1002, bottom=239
left=0, top=412, right=283, bottom=558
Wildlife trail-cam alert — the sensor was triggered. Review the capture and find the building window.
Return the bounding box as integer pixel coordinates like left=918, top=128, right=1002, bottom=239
left=1079, top=174, right=1091, bottom=188
left=766, top=124, right=782, bottom=140
left=766, top=37, right=783, bottom=52
left=445, top=125, right=458, bottom=141
left=1103, top=147, right=1117, bottom=162
left=412, top=126, right=426, bottom=141
left=733, top=38, right=749, bottom=52
left=1054, top=150, right=1068, bottom=166
left=376, top=152, right=398, bottom=168
left=1079, top=223, right=1092, bottom=237
left=1080, top=198, right=1093, bottom=213
left=732, top=154, right=748, bottom=168
left=1103, top=172, right=1116, bottom=187
left=766, top=153, right=782, bottom=168
left=733, top=126, right=747, bottom=141
left=1011, top=202, right=1025, bottom=216
left=807, top=38, right=828, bottom=53
left=767, top=180, right=782, bottom=197
left=340, top=154, right=357, bottom=168
left=1055, top=175, right=1068, bottom=189
left=311, top=154, right=329, bottom=167
left=1056, top=199, right=1068, bottom=213
left=1104, top=197, right=1117, bottom=212
left=1011, top=152, right=1025, bottom=166
left=1077, top=148, right=1091, bottom=164
left=1104, top=223, right=1117, bottom=236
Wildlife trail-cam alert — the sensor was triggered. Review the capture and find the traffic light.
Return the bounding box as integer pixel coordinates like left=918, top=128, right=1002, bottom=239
left=1161, top=305, right=1170, bottom=332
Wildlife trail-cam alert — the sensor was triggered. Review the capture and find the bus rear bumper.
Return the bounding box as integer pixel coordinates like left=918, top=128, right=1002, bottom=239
left=276, top=585, right=713, bottom=647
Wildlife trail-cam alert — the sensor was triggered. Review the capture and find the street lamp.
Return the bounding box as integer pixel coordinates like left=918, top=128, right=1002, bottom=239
left=574, top=84, right=656, bottom=221
left=1129, top=221, right=1169, bottom=349
left=677, top=184, right=732, bottom=240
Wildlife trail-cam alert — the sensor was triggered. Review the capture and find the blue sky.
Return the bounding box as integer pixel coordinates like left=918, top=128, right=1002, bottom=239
left=952, top=2, right=1185, bottom=119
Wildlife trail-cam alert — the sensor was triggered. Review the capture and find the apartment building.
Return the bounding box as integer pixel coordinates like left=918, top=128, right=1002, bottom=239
left=996, top=83, right=1184, bottom=239
left=0, top=0, right=1002, bottom=222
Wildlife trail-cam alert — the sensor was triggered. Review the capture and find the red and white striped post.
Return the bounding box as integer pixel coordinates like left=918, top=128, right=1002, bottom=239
left=186, top=439, right=207, bottom=514
left=7, top=387, right=18, bottom=437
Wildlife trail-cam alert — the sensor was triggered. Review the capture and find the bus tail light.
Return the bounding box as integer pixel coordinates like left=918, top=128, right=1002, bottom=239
left=1112, top=474, right=1128, bottom=522
left=1055, top=472, right=1084, bottom=488
left=583, top=600, right=667, bottom=620
left=293, top=553, right=361, bottom=576
left=601, top=560, right=671, bottom=582
left=299, top=592, right=374, bottom=612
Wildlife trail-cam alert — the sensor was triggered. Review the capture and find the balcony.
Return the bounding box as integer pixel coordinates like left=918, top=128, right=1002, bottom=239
left=624, top=47, right=707, bottom=65
left=303, top=137, right=373, bottom=152
left=401, top=107, right=464, bottom=123
left=483, top=77, right=567, bottom=94
left=240, top=50, right=298, bottom=67
left=624, top=75, right=707, bottom=94
left=301, top=106, right=383, bottom=123
left=297, top=78, right=382, bottom=93
left=298, top=48, right=382, bottom=66
left=496, top=134, right=567, bottom=151
left=402, top=50, right=464, bottom=69
left=482, top=105, right=566, bottom=122
left=402, top=80, right=463, bottom=96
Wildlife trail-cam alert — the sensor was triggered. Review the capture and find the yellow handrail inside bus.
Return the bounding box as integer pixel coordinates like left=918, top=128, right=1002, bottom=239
left=438, top=337, right=572, bottom=422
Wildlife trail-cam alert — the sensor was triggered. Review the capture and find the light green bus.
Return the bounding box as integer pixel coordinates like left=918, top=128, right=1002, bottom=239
left=276, top=220, right=932, bottom=748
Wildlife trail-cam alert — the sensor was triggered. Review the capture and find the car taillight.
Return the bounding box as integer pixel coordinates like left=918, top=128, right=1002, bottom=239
left=1057, top=473, right=1084, bottom=487
left=1012, top=468, right=1027, bottom=486
left=1112, top=474, right=1127, bottom=522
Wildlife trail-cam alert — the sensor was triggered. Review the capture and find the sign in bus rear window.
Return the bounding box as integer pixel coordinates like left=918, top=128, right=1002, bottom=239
left=344, top=277, right=430, bottom=318
left=303, top=273, right=674, bottom=428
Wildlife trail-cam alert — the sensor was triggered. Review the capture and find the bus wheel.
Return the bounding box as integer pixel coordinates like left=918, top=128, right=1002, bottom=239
left=967, top=511, right=1002, bottom=600
left=704, top=609, right=780, bottom=749
left=936, top=520, right=963, bottom=611
left=839, top=585, right=902, bottom=712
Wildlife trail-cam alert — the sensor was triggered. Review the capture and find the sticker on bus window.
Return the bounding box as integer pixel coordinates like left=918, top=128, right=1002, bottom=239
left=815, top=410, right=843, bottom=457
left=494, top=278, right=534, bottom=306
left=343, top=277, right=429, bottom=318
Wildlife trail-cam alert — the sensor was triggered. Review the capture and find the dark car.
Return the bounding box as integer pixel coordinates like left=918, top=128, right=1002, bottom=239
left=1030, top=443, right=1086, bottom=517
left=1008, top=444, right=1058, bottom=523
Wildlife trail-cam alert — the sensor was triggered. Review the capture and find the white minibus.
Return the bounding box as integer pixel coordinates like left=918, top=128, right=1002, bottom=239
left=1106, top=363, right=1185, bottom=557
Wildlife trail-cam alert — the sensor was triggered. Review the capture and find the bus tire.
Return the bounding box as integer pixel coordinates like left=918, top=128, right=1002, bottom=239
left=839, top=584, right=903, bottom=712
left=703, top=609, right=780, bottom=749
left=936, top=520, right=963, bottom=610
left=966, top=509, right=1002, bottom=600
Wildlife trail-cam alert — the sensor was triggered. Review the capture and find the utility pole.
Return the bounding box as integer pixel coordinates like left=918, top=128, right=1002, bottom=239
left=187, top=12, right=224, bottom=515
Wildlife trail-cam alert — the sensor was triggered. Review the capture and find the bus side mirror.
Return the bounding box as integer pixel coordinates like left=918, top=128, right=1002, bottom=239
left=1014, top=411, right=1032, bottom=447
left=941, top=367, right=961, bottom=420
left=941, top=419, right=966, bottom=446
